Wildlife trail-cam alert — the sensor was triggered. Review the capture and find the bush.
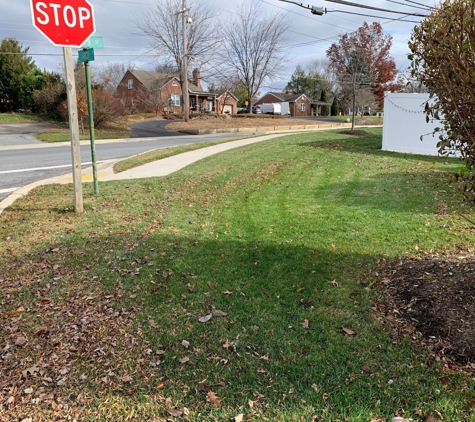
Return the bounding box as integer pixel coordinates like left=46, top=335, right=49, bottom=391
left=32, top=81, right=66, bottom=118
left=92, top=91, right=126, bottom=129
left=409, top=0, right=475, bottom=186
left=58, top=90, right=126, bottom=129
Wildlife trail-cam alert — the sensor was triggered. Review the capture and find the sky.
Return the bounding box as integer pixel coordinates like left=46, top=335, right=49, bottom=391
left=0, top=0, right=437, bottom=90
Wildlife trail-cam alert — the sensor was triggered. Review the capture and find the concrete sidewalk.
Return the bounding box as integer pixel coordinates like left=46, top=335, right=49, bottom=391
left=0, top=133, right=283, bottom=215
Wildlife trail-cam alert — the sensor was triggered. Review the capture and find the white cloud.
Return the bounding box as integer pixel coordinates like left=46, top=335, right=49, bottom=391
left=0, top=0, right=432, bottom=84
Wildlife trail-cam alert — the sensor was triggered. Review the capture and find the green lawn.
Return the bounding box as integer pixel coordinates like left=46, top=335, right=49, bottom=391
left=35, top=126, right=131, bottom=143
left=1, top=128, right=473, bottom=421
left=0, top=112, right=54, bottom=123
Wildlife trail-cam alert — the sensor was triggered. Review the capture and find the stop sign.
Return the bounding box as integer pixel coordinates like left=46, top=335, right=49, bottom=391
left=30, top=0, right=95, bottom=47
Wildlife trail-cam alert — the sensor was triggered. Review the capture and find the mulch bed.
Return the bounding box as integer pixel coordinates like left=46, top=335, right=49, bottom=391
left=377, top=249, right=475, bottom=373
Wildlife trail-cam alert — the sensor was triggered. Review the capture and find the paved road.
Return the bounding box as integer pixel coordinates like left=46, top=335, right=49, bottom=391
left=0, top=124, right=250, bottom=202
left=129, top=118, right=182, bottom=138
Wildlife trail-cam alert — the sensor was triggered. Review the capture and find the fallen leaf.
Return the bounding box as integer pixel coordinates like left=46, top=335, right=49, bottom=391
left=156, top=383, right=165, bottom=390
left=207, top=391, right=222, bottom=407
left=302, top=319, right=310, bottom=329
left=24, top=387, right=34, bottom=394
left=182, top=340, right=190, bottom=349
left=199, top=314, right=212, bottom=323
left=167, top=407, right=184, bottom=417
left=187, top=283, right=196, bottom=292
left=222, top=340, right=231, bottom=349
left=311, top=383, right=318, bottom=391
left=234, top=414, right=244, bottom=422
left=329, top=280, right=339, bottom=287
left=323, top=393, right=329, bottom=401
left=342, top=328, right=356, bottom=336
left=223, top=290, right=233, bottom=295
left=179, top=357, right=190, bottom=364
left=211, top=310, right=227, bottom=317
left=14, top=336, right=28, bottom=347
left=22, top=366, right=40, bottom=378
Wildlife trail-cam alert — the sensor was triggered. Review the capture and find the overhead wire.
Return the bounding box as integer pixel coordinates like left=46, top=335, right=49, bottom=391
left=322, top=0, right=426, bottom=17
left=326, top=9, right=420, bottom=23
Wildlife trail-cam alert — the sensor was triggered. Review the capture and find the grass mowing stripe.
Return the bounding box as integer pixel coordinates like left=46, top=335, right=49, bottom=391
left=0, top=128, right=473, bottom=421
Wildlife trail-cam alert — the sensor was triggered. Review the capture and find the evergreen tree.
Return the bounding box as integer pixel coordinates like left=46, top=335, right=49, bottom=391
left=0, top=38, right=36, bottom=111
left=331, top=97, right=340, bottom=116
left=320, top=90, right=329, bottom=116
left=285, top=65, right=323, bottom=100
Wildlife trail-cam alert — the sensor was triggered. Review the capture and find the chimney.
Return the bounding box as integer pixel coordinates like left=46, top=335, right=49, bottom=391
left=192, top=68, right=201, bottom=89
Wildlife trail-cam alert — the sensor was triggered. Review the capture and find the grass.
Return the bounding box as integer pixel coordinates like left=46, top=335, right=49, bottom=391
left=1, top=128, right=474, bottom=421
left=35, top=123, right=131, bottom=143
left=114, top=135, right=262, bottom=173
left=0, top=112, right=56, bottom=124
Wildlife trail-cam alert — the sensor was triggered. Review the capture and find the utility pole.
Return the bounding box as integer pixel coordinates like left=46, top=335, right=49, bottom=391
left=63, top=47, right=83, bottom=213
left=181, top=0, right=190, bottom=122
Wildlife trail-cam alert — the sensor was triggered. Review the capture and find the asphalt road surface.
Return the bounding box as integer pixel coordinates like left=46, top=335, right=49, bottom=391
left=0, top=122, right=248, bottom=202
left=129, top=118, right=183, bottom=138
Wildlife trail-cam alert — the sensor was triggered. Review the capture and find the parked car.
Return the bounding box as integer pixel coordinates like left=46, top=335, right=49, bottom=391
left=237, top=107, right=250, bottom=114
left=259, top=103, right=282, bottom=115
left=252, top=105, right=262, bottom=114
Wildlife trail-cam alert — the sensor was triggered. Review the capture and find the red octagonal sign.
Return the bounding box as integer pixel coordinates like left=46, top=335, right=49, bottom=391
left=30, top=0, right=95, bottom=47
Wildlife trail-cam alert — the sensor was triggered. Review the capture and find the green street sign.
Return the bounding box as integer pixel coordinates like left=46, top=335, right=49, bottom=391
left=82, top=36, right=104, bottom=49
left=78, top=48, right=95, bottom=63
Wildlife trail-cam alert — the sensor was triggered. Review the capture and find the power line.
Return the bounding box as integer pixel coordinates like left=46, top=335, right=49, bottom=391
left=327, top=9, right=420, bottom=23
left=385, top=0, right=432, bottom=11
left=322, top=0, right=426, bottom=17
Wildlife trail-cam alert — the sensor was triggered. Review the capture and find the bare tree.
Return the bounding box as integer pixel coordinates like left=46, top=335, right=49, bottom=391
left=330, top=51, right=373, bottom=130
left=136, top=0, right=217, bottom=102
left=216, top=3, right=288, bottom=113
left=97, top=62, right=135, bottom=95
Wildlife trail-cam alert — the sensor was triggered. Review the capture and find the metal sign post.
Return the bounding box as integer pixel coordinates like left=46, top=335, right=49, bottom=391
left=79, top=47, right=98, bottom=195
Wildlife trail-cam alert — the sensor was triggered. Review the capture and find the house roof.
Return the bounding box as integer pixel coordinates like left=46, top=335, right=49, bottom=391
left=216, top=90, right=238, bottom=101
left=129, top=70, right=207, bottom=94
left=129, top=70, right=178, bottom=91
left=258, top=92, right=310, bottom=103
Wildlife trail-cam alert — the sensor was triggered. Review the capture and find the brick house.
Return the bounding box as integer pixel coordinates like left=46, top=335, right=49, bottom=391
left=116, top=68, right=235, bottom=115
left=216, top=91, right=238, bottom=114
left=255, top=92, right=331, bottom=117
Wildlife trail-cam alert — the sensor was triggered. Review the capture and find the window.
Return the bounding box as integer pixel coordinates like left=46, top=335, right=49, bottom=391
left=300, top=103, right=306, bottom=112
left=170, top=94, right=181, bottom=107
left=172, top=81, right=178, bottom=86
left=127, top=79, right=133, bottom=90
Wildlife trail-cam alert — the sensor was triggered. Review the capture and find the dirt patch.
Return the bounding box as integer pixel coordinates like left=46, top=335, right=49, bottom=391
left=378, top=249, right=475, bottom=372
left=166, top=117, right=332, bottom=131
left=339, top=129, right=372, bottom=136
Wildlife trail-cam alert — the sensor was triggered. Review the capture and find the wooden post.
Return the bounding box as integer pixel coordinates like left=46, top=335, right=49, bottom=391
left=63, top=47, right=83, bottom=213
left=182, top=0, right=189, bottom=122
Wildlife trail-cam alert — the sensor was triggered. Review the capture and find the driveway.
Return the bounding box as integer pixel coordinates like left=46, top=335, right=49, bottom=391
left=0, top=123, right=55, bottom=146
left=0, top=123, right=55, bottom=135
left=129, top=118, right=183, bottom=138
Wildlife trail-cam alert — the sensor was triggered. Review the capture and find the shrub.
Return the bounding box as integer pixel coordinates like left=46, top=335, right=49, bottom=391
left=58, top=90, right=126, bottom=129
left=409, top=0, right=475, bottom=194
left=92, top=91, right=126, bottom=129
